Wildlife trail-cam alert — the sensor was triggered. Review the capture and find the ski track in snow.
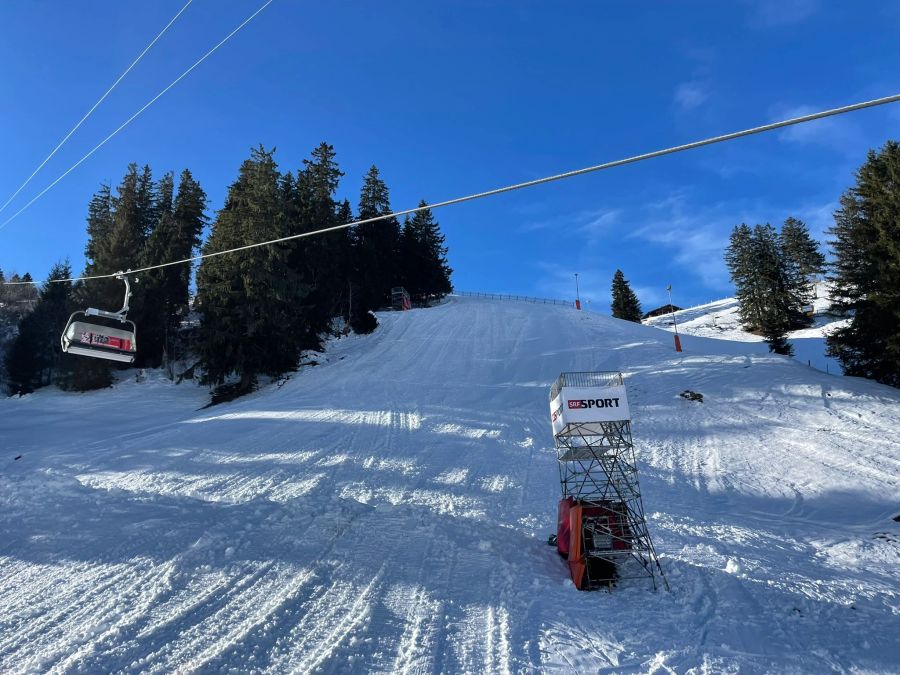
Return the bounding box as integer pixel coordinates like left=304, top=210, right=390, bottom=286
left=2, top=296, right=899, bottom=673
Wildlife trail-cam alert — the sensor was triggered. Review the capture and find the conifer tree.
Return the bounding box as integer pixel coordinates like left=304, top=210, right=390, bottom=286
left=726, top=223, right=800, bottom=354
left=779, top=217, right=824, bottom=313
left=610, top=269, right=642, bottom=322
left=336, top=199, right=354, bottom=322
left=725, top=223, right=765, bottom=330
left=5, top=262, right=73, bottom=394
left=136, top=172, right=175, bottom=367
left=139, top=170, right=207, bottom=369
left=826, top=141, right=900, bottom=386
left=196, top=146, right=309, bottom=392
left=84, top=184, right=114, bottom=271
left=81, top=165, right=155, bottom=318
left=352, top=166, right=400, bottom=315
left=400, top=201, right=453, bottom=304
left=780, top=217, right=826, bottom=278
left=828, top=192, right=874, bottom=309
left=752, top=224, right=798, bottom=355
left=291, top=142, right=350, bottom=341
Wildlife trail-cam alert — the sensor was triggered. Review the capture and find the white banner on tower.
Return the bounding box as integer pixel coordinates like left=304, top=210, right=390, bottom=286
left=550, top=385, right=630, bottom=435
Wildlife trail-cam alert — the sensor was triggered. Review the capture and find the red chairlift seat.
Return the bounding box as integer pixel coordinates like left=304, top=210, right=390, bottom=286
left=61, top=316, right=137, bottom=363
left=60, top=272, right=138, bottom=364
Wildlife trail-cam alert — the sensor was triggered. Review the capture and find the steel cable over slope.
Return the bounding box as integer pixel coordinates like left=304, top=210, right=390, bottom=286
left=3, top=92, right=899, bottom=286
left=0, top=0, right=276, bottom=233
left=0, top=0, right=195, bottom=215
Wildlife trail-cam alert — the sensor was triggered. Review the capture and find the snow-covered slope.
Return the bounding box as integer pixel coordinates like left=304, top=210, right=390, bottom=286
left=2, top=297, right=898, bottom=673
left=643, top=283, right=848, bottom=376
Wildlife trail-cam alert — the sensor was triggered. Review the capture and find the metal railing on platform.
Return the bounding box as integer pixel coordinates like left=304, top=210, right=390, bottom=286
left=454, top=291, right=572, bottom=307
left=550, top=371, right=624, bottom=401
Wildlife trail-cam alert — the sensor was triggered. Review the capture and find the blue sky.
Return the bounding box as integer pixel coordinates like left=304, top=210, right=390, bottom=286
left=1, top=1, right=898, bottom=310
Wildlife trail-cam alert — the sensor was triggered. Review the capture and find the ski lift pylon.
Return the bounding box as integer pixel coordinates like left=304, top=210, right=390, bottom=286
left=61, top=272, right=137, bottom=363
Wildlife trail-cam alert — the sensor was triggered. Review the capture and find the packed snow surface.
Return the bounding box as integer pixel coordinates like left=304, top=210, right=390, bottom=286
left=643, top=282, right=848, bottom=376
left=2, top=296, right=899, bottom=673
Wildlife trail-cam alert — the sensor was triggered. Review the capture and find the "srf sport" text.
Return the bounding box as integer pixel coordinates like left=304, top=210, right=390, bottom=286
left=568, top=398, right=620, bottom=410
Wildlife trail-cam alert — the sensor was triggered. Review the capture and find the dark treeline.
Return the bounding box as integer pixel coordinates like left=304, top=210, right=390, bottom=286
left=3, top=143, right=452, bottom=396
left=4, top=163, right=208, bottom=392
left=725, top=139, right=900, bottom=388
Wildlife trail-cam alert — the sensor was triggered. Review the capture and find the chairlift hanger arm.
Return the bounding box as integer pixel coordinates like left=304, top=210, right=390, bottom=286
left=85, top=272, right=132, bottom=321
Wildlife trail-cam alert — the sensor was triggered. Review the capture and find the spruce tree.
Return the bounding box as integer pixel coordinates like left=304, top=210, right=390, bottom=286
left=826, top=141, right=900, bottom=386
left=196, top=146, right=309, bottom=392
left=726, top=221, right=808, bottom=350
left=828, top=192, right=874, bottom=309
left=610, top=269, right=642, bottom=322
left=291, top=142, right=350, bottom=341
left=336, top=199, right=354, bottom=322
left=725, top=223, right=765, bottom=330
left=136, top=172, right=175, bottom=367
left=139, top=170, right=207, bottom=369
left=399, top=201, right=453, bottom=304
left=780, top=217, right=826, bottom=278
left=81, top=165, right=155, bottom=319
left=779, top=217, right=824, bottom=316
left=5, top=262, right=74, bottom=394
left=751, top=224, right=797, bottom=356
left=352, top=166, right=400, bottom=315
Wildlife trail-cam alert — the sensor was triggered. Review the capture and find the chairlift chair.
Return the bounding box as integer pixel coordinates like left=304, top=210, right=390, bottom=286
left=60, top=272, right=137, bottom=363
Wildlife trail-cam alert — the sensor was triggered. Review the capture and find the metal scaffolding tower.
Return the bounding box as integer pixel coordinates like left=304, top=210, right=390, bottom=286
left=550, top=371, right=668, bottom=591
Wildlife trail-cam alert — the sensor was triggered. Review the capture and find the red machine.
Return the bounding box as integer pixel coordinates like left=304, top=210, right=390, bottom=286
left=557, top=497, right=632, bottom=589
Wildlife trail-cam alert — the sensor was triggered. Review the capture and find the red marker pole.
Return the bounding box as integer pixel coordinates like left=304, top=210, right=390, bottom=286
left=575, top=273, right=582, bottom=310
left=667, top=284, right=682, bottom=352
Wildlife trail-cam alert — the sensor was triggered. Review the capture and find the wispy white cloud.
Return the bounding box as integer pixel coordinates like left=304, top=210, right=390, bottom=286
left=790, top=199, right=837, bottom=243
left=632, top=285, right=667, bottom=309
left=629, top=192, right=841, bottom=289
left=520, top=208, right=622, bottom=243
left=674, top=81, right=709, bottom=111
left=774, top=103, right=863, bottom=156
left=672, top=46, right=715, bottom=114
left=578, top=209, right=623, bottom=242
left=629, top=193, right=742, bottom=290
left=747, top=0, right=818, bottom=27
left=534, top=189, right=838, bottom=303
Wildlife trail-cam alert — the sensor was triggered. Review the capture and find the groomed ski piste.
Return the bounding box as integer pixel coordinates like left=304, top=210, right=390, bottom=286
left=2, top=295, right=898, bottom=673
left=643, top=282, right=847, bottom=376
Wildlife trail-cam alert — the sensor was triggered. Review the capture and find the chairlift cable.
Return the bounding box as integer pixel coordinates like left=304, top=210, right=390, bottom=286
left=3, top=91, right=899, bottom=287
left=0, top=0, right=195, bottom=216
left=0, top=0, right=276, bottom=233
